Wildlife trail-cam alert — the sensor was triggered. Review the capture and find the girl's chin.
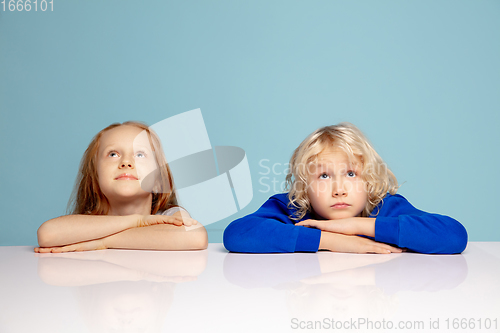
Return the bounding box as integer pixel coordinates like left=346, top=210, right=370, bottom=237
left=108, top=191, right=152, bottom=200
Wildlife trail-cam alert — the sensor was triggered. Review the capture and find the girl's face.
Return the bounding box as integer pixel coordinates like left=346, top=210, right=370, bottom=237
left=307, top=148, right=368, bottom=220
left=96, top=125, right=159, bottom=204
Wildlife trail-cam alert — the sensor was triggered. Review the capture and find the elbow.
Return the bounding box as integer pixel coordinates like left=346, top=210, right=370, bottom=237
left=449, top=223, right=468, bottom=254
left=189, top=225, right=208, bottom=250
left=433, top=219, right=469, bottom=254
left=197, top=230, right=209, bottom=250
left=222, top=218, right=266, bottom=253
left=223, top=223, right=247, bottom=253
left=37, top=221, right=54, bottom=248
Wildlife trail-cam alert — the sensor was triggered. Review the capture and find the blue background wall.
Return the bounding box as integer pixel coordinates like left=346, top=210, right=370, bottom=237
left=1, top=0, right=499, bottom=245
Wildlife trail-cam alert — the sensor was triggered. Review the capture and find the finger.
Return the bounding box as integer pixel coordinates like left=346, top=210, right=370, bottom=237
left=37, top=247, right=54, bottom=253
left=152, top=216, right=183, bottom=226
left=296, top=220, right=315, bottom=226
left=367, top=246, right=392, bottom=254
left=378, top=243, right=402, bottom=253
left=167, top=217, right=184, bottom=226
left=181, top=219, right=192, bottom=226
left=34, top=247, right=39, bottom=253
left=374, top=245, right=401, bottom=254
left=296, top=221, right=320, bottom=228
left=180, top=218, right=198, bottom=227
left=52, top=245, right=75, bottom=253
left=388, top=246, right=403, bottom=253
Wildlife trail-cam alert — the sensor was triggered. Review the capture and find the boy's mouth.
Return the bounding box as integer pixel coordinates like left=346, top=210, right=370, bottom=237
left=331, top=203, right=351, bottom=209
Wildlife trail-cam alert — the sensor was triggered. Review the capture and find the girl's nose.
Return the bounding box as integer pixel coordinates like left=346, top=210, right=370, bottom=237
left=119, top=158, right=134, bottom=169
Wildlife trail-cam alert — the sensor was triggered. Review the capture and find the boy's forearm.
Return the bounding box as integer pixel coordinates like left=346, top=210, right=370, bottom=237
left=37, top=214, right=138, bottom=247
left=318, top=231, right=339, bottom=251
left=319, top=232, right=355, bottom=252
left=318, top=230, right=400, bottom=254
left=104, top=224, right=208, bottom=251
left=354, top=217, right=376, bottom=237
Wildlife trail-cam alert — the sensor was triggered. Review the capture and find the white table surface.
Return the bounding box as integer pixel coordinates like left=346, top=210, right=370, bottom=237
left=1, top=242, right=499, bottom=333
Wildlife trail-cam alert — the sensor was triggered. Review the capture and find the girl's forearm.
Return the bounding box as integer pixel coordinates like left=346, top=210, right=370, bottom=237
left=104, top=224, right=208, bottom=251
left=37, top=214, right=139, bottom=247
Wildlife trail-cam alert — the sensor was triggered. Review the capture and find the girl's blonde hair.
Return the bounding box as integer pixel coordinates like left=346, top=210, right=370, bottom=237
left=285, top=122, right=398, bottom=220
left=68, top=121, right=179, bottom=215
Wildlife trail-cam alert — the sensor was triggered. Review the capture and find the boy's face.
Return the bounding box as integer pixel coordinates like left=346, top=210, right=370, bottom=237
left=307, top=148, right=368, bottom=220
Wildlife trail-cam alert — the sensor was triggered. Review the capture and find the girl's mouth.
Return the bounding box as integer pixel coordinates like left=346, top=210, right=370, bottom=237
left=115, top=174, right=138, bottom=180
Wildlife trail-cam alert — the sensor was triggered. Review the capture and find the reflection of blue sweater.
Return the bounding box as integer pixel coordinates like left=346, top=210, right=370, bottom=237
left=223, top=193, right=468, bottom=254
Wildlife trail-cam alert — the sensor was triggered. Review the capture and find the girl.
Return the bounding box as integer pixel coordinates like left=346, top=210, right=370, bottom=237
left=223, top=123, right=467, bottom=254
left=36, top=121, right=208, bottom=253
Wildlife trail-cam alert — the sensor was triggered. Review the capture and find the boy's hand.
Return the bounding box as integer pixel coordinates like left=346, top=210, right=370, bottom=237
left=319, top=232, right=402, bottom=254
left=296, top=217, right=375, bottom=237
left=34, top=238, right=107, bottom=253
left=136, top=215, right=199, bottom=228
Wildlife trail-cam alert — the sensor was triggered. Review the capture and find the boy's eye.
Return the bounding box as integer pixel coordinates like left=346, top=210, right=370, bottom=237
left=347, top=171, right=356, bottom=177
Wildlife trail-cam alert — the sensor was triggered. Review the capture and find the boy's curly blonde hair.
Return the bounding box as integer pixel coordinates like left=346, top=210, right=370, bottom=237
left=285, top=122, right=398, bottom=220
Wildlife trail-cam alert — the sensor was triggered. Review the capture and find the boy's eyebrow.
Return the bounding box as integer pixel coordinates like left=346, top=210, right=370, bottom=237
left=311, top=162, right=328, bottom=168
left=308, top=163, right=332, bottom=173
left=311, top=161, right=359, bottom=170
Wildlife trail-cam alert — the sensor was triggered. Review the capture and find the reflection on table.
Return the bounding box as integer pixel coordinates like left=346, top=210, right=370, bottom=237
left=224, top=251, right=468, bottom=320
left=36, top=250, right=207, bottom=333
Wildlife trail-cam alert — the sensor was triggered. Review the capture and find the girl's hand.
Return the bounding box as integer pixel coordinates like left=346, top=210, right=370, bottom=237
left=136, top=215, right=199, bottom=228
left=296, top=217, right=375, bottom=237
left=320, top=232, right=402, bottom=254
left=34, top=238, right=107, bottom=253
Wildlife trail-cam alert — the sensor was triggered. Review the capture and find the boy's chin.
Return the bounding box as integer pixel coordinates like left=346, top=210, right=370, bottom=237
left=314, top=212, right=351, bottom=221
left=324, top=213, right=355, bottom=220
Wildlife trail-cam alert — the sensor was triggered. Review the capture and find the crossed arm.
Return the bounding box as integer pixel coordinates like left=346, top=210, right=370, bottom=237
left=296, top=218, right=402, bottom=254
left=35, top=212, right=208, bottom=253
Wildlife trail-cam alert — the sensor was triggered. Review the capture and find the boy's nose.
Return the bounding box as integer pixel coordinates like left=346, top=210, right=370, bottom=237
left=333, top=189, right=347, bottom=197
left=332, top=180, right=347, bottom=197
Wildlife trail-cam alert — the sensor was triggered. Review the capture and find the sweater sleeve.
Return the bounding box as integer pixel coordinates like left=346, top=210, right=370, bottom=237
left=374, top=195, right=468, bottom=254
left=223, top=195, right=322, bottom=253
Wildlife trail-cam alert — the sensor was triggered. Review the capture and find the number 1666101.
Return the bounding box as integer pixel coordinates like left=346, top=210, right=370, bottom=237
left=2, top=0, right=54, bottom=11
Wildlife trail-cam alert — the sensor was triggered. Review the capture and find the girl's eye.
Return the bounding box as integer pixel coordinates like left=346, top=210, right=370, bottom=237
left=347, top=171, right=356, bottom=177
left=319, top=173, right=330, bottom=179
left=108, top=152, right=118, bottom=157
left=135, top=152, right=146, bottom=158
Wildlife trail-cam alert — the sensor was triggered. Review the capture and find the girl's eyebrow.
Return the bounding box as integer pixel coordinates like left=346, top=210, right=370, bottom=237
left=101, top=144, right=118, bottom=151
left=133, top=145, right=153, bottom=151
left=101, top=144, right=152, bottom=152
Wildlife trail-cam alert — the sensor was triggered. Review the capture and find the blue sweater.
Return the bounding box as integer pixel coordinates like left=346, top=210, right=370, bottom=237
left=223, top=193, right=468, bottom=254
